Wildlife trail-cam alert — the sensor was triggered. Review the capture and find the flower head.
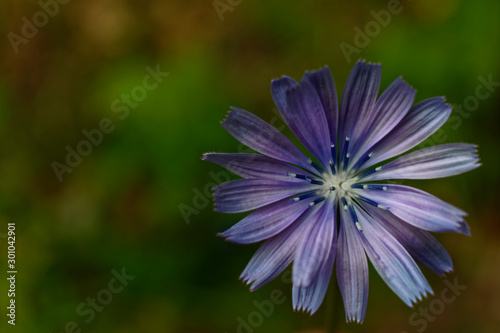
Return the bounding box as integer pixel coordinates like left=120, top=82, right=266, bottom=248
left=203, top=60, right=480, bottom=323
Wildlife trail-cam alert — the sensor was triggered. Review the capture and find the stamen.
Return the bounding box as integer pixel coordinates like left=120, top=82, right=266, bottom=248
left=310, top=179, right=324, bottom=185
left=351, top=184, right=370, bottom=190
left=307, top=158, right=324, bottom=174
left=357, top=195, right=389, bottom=210
left=330, top=161, right=336, bottom=175
left=360, top=196, right=378, bottom=207
left=368, top=185, right=384, bottom=190
left=358, top=165, right=383, bottom=179
left=291, top=192, right=316, bottom=202
left=352, top=184, right=387, bottom=191
left=352, top=151, right=375, bottom=171
left=287, top=172, right=324, bottom=185
left=310, top=196, right=326, bottom=206
left=342, top=137, right=350, bottom=171
left=348, top=204, right=357, bottom=221
left=347, top=203, right=362, bottom=232
left=330, top=142, right=337, bottom=165
left=341, top=197, right=348, bottom=211
left=295, top=174, right=312, bottom=182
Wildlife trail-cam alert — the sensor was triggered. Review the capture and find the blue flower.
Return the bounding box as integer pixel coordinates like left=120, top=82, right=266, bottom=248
left=203, top=60, right=480, bottom=323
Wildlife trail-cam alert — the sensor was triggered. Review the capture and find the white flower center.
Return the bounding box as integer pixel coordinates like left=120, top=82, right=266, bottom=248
left=324, top=172, right=358, bottom=198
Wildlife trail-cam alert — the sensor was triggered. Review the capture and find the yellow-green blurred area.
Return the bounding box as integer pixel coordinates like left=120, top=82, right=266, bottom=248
left=0, top=0, right=499, bottom=332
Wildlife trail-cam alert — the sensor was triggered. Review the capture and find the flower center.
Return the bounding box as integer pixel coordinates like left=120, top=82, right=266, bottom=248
left=322, top=171, right=359, bottom=199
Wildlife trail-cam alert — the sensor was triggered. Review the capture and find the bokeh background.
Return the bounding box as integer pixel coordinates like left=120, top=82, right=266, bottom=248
left=0, top=0, right=499, bottom=332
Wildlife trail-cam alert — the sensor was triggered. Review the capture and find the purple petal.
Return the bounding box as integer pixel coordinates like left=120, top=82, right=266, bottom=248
left=361, top=143, right=480, bottom=181
left=240, top=206, right=317, bottom=290
left=292, top=238, right=336, bottom=314
left=293, top=196, right=335, bottom=287
left=270, top=76, right=300, bottom=117
left=218, top=195, right=316, bottom=244
left=302, top=66, right=339, bottom=145
left=202, top=153, right=312, bottom=182
left=350, top=77, right=415, bottom=168
left=241, top=238, right=294, bottom=291
left=271, top=77, right=331, bottom=168
left=339, top=60, right=381, bottom=156
left=336, top=202, right=369, bottom=323
left=354, top=205, right=433, bottom=306
left=213, top=179, right=315, bottom=213
left=351, top=184, right=470, bottom=235
left=361, top=97, right=452, bottom=170
left=220, top=107, right=316, bottom=173
left=364, top=205, right=453, bottom=276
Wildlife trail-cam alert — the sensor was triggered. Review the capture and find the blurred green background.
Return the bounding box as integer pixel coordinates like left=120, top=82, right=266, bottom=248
left=0, top=0, right=499, bottom=332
